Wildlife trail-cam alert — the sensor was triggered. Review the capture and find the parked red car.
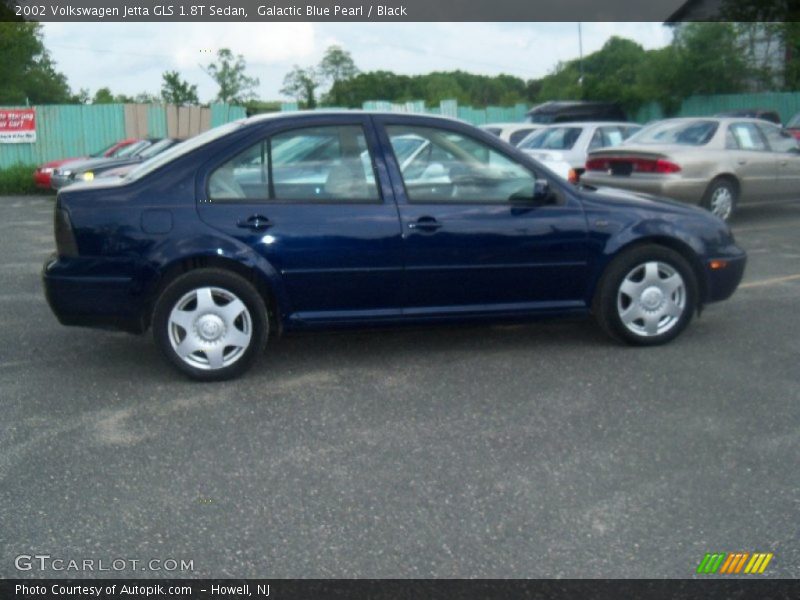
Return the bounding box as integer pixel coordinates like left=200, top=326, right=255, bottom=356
left=33, top=138, right=141, bottom=189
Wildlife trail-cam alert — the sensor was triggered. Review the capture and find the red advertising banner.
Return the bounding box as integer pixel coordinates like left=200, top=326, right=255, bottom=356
left=0, top=108, right=37, bottom=143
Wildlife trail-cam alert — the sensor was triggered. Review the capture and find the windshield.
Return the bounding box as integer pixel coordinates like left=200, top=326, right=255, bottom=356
left=117, top=141, right=149, bottom=157
left=788, top=114, right=800, bottom=128
left=138, top=139, right=177, bottom=159
left=628, top=120, right=719, bottom=146
left=125, top=121, right=244, bottom=181
left=90, top=141, right=117, bottom=158
left=518, top=126, right=582, bottom=150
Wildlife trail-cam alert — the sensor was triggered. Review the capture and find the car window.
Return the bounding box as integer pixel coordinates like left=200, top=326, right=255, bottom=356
left=589, top=126, right=627, bottom=150
left=756, top=123, right=798, bottom=153
left=629, top=120, right=718, bottom=146
left=518, top=126, right=582, bottom=150
left=386, top=125, right=537, bottom=204
left=728, top=122, right=768, bottom=151
left=208, top=125, right=379, bottom=203
left=509, top=128, right=535, bottom=146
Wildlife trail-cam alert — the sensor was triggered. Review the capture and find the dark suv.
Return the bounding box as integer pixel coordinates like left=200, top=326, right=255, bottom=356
left=526, top=101, right=627, bottom=124
left=43, top=112, right=746, bottom=380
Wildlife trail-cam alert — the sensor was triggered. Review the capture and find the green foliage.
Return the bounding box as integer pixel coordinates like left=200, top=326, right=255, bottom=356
left=243, top=99, right=283, bottom=116
left=281, top=66, right=321, bottom=109
left=326, top=69, right=529, bottom=108
left=204, top=48, right=259, bottom=104
left=0, top=23, right=73, bottom=104
left=161, top=71, right=199, bottom=105
left=319, top=46, right=359, bottom=86
left=0, top=164, right=46, bottom=195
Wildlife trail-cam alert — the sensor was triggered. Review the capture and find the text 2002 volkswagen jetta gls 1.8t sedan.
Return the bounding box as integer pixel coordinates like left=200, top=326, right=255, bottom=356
left=43, top=112, right=747, bottom=381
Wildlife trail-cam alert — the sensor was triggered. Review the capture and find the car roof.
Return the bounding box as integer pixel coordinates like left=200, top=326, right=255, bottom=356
left=243, top=110, right=465, bottom=126
left=535, top=121, right=639, bottom=128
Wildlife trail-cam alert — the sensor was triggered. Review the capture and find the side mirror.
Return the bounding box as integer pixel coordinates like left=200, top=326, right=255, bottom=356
left=509, top=179, right=553, bottom=205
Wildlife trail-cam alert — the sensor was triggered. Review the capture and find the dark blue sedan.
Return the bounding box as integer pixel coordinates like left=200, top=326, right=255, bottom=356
left=43, top=112, right=747, bottom=380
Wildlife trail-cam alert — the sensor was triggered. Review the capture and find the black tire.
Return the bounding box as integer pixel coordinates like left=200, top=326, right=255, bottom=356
left=701, top=177, right=738, bottom=222
left=594, top=245, right=698, bottom=346
left=152, top=268, right=269, bottom=381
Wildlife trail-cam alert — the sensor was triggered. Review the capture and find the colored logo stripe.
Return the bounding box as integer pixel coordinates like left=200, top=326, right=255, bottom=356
left=696, top=552, right=773, bottom=574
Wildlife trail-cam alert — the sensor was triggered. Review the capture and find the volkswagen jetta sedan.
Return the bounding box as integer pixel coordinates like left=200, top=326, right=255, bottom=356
left=43, top=112, right=747, bottom=381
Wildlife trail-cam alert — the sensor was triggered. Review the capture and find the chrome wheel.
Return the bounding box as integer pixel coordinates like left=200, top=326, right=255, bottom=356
left=708, top=185, right=734, bottom=220
left=616, top=261, right=686, bottom=338
left=167, top=286, right=252, bottom=370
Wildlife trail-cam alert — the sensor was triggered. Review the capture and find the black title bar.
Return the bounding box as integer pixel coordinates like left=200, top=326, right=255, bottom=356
left=2, top=0, right=798, bottom=22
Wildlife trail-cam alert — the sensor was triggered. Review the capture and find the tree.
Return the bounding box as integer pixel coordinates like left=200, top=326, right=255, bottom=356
left=0, top=23, right=73, bottom=104
left=161, top=71, right=199, bottom=105
left=281, top=66, right=321, bottom=108
left=92, top=87, right=115, bottom=104
left=319, top=45, right=358, bottom=86
left=203, top=48, right=259, bottom=104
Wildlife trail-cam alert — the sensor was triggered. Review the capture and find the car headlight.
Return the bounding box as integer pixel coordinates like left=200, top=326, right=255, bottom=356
left=77, top=172, right=94, bottom=181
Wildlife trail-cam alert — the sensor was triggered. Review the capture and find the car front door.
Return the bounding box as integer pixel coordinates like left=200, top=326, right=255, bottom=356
left=196, top=117, right=404, bottom=325
left=756, top=122, right=800, bottom=200
left=375, top=117, right=589, bottom=315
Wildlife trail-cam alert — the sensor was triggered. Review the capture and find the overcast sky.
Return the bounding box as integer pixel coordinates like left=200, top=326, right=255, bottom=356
left=41, top=22, right=674, bottom=103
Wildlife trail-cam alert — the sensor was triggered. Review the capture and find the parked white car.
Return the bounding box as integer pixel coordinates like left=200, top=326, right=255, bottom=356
left=517, top=121, right=641, bottom=181
left=481, top=123, right=542, bottom=146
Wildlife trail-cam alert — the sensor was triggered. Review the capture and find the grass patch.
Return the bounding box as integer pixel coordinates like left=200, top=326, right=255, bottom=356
left=0, top=163, right=50, bottom=195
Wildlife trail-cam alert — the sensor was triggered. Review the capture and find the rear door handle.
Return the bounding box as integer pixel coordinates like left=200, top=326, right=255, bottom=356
left=237, top=215, right=272, bottom=231
left=408, top=216, right=442, bottom=232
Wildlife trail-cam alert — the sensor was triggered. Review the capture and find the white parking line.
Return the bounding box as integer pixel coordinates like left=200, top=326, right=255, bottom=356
left=740, top=274, right=800, bottom=289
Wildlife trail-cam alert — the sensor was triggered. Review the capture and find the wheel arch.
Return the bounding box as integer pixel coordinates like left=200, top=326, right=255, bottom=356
left=143, top=252, right=286, bottom=335
left=591, top=235, right=709, bottom=310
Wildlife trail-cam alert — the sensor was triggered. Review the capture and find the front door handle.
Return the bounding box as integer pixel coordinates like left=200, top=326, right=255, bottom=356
left=408, top=216, right=442, bottom=232
left=237, top=215, right=272, bottom=231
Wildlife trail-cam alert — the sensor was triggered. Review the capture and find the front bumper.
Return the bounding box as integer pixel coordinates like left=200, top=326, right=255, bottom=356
left=704, top=249, right=747, bottom=304
left=42, top=254, right=146, bottom=333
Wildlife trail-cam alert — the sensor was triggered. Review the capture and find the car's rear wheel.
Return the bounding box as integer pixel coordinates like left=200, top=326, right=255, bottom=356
left=152, top=269, right=268, bottom=381
left=595, top=245, right=697, bottom=346
left=702, top=178, right=737, bottom=221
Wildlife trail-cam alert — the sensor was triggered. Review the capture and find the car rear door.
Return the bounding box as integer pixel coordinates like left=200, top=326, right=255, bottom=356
left=196, top=115, right=404, bottom=325
left=374, top=116, right=589, bottom=315
left=727, top=121, right=780, bottom=200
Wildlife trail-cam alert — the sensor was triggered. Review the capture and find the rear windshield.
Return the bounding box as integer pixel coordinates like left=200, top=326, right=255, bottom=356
left=518, top=127, right=582, bottom=150
left=628, top=120, right=719, bottom=146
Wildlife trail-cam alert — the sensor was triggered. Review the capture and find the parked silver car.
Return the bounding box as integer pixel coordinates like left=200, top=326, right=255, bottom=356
left=517, top=121, right=640, bottom=181
left=581, top=117, right=800, bottom=220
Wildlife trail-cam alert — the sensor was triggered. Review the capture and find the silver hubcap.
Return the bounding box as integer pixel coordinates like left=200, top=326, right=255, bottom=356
left=617, top=261, right=686, bottom=337
left=167, top=287, right=252, bottom=370
left=709, top=186, right=733, bottom=220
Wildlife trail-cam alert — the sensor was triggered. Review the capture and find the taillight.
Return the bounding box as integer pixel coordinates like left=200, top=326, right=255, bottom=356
left=567, top=169, right=579, bottom=184
left=54, top=208, right=79, bottom=257
left=585, top=157, right=681, bottom=174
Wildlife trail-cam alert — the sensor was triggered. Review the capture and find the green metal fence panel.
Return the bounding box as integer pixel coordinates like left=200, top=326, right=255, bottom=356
left=147, top=105, right=168, bottom=138
left=210, top=103, right=246, bottom=127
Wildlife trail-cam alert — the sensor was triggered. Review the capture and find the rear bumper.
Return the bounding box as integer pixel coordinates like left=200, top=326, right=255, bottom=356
left=704, top=250, right=747, bottom=304
left=582, top=173, right=708, bottom=204
left=42, top=254, right=146, bottom=333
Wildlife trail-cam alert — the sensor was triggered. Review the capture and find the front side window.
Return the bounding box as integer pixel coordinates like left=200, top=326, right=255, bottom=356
left=208, top=125, right=378, bottom=202
left=386, top=125, right=537, bottom=204
left=756, top=123, right=798, bottom=153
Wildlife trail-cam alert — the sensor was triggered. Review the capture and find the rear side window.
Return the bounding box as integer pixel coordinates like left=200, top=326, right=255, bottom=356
left=208, top=125, right=379, bottom=203
left=519, top=127, right=582, bottom=150
left=728, top=122, right=768, bottom=151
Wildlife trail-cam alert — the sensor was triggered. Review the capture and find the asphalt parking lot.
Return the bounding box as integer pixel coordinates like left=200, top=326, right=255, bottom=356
left=1, top=194, right=799, bottom=579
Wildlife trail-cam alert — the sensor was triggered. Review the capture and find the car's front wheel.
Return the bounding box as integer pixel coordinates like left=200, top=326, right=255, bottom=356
left=594, top=245, right=698, bottom=346
left=152, top=269, right=268, bottom=381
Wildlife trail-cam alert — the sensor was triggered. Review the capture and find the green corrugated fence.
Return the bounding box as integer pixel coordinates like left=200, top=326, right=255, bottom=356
left=0, top=103, right=246, bottom=169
